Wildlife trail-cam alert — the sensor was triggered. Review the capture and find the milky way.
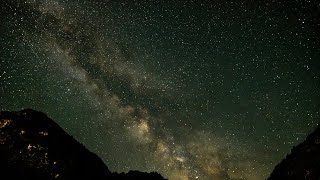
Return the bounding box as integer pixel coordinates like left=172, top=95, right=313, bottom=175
left=1, top=0, right=320, bottom=179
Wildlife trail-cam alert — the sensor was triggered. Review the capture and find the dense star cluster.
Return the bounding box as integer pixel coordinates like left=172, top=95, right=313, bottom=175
left=1, top=0, right=319, bottom=179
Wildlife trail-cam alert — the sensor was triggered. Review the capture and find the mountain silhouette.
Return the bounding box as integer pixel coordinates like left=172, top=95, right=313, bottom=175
left=0, top=109, right=166, bottom=180
left=268, top=125, right=320, bottom=180
left=2, top=109, right=319, bottom=180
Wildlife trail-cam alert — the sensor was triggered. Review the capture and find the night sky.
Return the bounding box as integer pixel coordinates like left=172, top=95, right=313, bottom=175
left=1, top=0, right=320, bottom=179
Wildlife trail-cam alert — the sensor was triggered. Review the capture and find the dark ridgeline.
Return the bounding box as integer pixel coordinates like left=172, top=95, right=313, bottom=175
left=2, top=109, right=320, bottom=180
left=0, top=109, right=166, bottom=180
left=268, top=126, right=320, bottom=180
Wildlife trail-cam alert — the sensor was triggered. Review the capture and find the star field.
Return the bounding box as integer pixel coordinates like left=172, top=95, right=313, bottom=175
left=1, top=0, right=320, bottom=179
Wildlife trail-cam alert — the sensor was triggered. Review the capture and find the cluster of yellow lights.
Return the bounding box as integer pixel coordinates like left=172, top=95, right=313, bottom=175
left=39, top=131, right=49, bottom=136
left=0, top=119, right=12, bottom=128
left=27, top=144, right=34, bottom=150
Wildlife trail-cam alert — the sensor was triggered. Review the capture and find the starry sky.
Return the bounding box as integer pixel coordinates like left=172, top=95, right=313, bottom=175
left=1, top=0, right=319, bottom=179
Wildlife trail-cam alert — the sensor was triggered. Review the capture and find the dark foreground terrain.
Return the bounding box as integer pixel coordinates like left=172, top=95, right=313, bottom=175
left=0, top=109, right=166, bottom=180
left=268, top=125, right=320, bottom=180
left=1, top=109, right=320, bottom=180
